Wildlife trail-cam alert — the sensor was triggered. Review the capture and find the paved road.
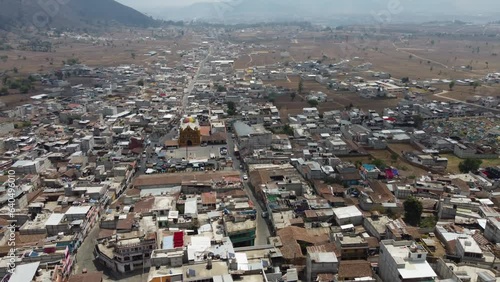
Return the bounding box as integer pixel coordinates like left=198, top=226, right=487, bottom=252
left=226, top=136, right=271, bottom=245
left=74, top=224, right=100, bottom=275
left=183, top=45, right=214, bottom=111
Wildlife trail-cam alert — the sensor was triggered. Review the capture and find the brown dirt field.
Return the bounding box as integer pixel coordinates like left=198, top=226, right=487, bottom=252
left=422, top=84, right=500, bottom=103
left=441, top=154, right=500, bottom=174
left=270, top=76, right=403, bottom=115
left=0, top=36, right=196, bottom=74
left=397, top=38, right=500, bottom=77
left=0, top=34, right=197, bottom=107
left=0, top=94, right=32, bottom=107
left=234, top=54, right=251, bottom=69
left=229, top=24, right=500, bottom=81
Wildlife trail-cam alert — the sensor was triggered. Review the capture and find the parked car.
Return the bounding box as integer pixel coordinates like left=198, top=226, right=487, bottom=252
left=242, top=174, right=248, bottom=180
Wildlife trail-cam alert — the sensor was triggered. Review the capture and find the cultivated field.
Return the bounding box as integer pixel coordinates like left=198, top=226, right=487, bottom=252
left=232, top=23, right=500, bottom=80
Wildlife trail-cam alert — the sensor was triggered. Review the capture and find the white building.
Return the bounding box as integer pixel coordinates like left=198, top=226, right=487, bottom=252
left=484, top=217, right=500, bottom=244
left=234, top=121, right=272, bottom=150
left=456, top=236, right=483, bottom=261
left=10, top=158, right=49, bottom=174
left=326, top=139, right=350, bottom=155
left=332, top=206, right=363, bottom=226
left=64, top=205, right=92, bottom=221
left=81, top=135, right=95, bottom=152
left=306, top=245, right=338, bottom=282
left=379, top=240, right=437, bottom=282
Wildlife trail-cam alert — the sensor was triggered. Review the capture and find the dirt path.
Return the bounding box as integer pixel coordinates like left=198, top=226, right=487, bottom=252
left=393, top=42, right=450, bottom=69
left=434, top=90, right=500, bottom=112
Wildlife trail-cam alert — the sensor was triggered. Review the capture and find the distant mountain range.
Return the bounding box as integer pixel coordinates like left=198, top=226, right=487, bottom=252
left=139, top=0, right=500, bottom=24
left=0, top=0, right=155, bottom=30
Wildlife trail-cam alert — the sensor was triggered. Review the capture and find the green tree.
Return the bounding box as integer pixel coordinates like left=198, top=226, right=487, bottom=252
left=307, top=99, right=318, bottom=107
left=67, top=58, right=80, bottom=65
left=0, top=87, right=8, bottom=96
left=282, top=124, right=294, bottom=136
left=419, top=216, right=437, bottom=229
left=20, top=85, right=30, bottom=94
left=291, top=92, right=296, bottom=101
left=137, top=79, right=144, bottom=86
left=371, top=159, right=386, bottom=169
left=449, top=80, right=455, bottom=91
left=390, top=153, right=399, bottom=162
left=404, top=196, right=423, bottom=226
left=8, top=80, right=20, bottom=89
left=226, top=101, right=236, bottom=116
left=298, top=79, right=303, bottom=95
left=471, top=81, right=480, bottom=91
left=413, top=115, right=424, bottom=129
left=131, top=52, right=136, bottom=59
left=458, top=159, right=482, bottom=173
left=401, top=77, right=410, bottom=83
left=216, top=85, right=226, bottom=92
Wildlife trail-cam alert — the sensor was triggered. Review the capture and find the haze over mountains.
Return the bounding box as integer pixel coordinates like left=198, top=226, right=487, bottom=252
left=0, top=0, right=155, bottom=30
left=1, top=0, right=498, bottom=31
left=119, top=0, right=500, bottom=24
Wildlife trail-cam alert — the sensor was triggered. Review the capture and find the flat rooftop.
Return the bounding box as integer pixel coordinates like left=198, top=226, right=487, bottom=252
left=225, top=219, right=256, bottom=234
left=148, top=261, right=229, bottom=282
left=383, top=241, right=436, bottom=280
left=133, top=170, right=241, bottom=187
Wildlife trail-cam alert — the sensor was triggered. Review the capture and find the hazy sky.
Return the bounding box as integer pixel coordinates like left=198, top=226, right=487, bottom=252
left=117, top=0, right=218, bottom=8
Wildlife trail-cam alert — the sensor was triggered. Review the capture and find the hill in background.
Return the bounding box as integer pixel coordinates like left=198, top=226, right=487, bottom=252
left=0, top=0, right=155, bottom=30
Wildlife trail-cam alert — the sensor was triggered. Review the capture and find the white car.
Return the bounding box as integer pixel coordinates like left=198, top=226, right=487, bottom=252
left=242, top=174, right=248, bottom=180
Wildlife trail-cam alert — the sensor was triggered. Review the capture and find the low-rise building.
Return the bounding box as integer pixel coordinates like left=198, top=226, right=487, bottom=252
left=333, top=206, right=363, bottom=226
left=224, top=216, right=256, bottom=247
left=379, top=240, right=437, bottom=282
left=306, top=245, right=338, bottom=282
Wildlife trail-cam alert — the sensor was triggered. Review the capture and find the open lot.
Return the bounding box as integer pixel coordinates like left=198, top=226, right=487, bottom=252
left=441, top=154, right=500, bottom=174
left=422, top=84, right=500, bottom=103
left=339, top=143, right=431, bottom=178
left=230, top=22, right=500, bottom=81
left=270, top=76, right=402, bottom=118
left=0, top=37, right=195, bottom=74
left=164, top=144, right=228, bottom=160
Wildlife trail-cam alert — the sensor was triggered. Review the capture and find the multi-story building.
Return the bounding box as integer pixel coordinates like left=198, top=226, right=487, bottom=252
left=363, top=214, right=391, bottom=240
left=233, top=121, right=272, bottom=150
left=484, top=217, right=500, bottom=244
left=224, top=216, right=256, bottom=247
left=95, top=231, right=157, bottom=274
left=455, top=236, right=484, bottom=261
left=332, top=234, right=368, bottom=260
left=379, top=240, right=437, bottom=282
left=306, top=245, right=338, bottom=282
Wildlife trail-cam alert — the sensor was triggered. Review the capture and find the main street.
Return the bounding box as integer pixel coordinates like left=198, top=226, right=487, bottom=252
left=226, top=135, right=272, bottom=245
left=183, top=44, right=214, bottom=111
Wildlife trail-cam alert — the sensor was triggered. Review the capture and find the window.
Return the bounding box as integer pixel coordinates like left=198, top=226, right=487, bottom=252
left=417, top=254, right=422, bottom=258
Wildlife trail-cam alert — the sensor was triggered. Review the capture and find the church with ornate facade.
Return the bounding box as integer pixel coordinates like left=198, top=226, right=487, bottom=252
left=178, top=116, right=201, bottom=147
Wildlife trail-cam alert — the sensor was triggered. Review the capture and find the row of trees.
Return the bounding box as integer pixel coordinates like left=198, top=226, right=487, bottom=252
left=448, top=80, right=480, bottom=91
left=1, top=75, right=35, bottom=95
